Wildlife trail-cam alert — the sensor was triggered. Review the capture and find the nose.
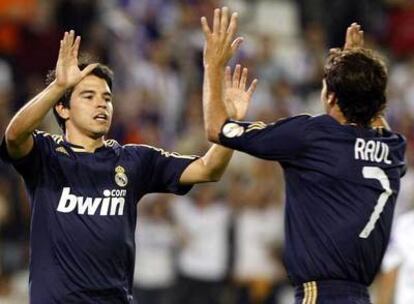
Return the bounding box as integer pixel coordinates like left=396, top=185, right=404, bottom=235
left=95, top=97, right=107, bottom=108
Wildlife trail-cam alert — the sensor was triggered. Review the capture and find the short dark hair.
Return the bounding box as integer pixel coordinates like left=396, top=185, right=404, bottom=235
left=324, top=48, right=387, bottom=127
left=46, top=63, right=114, bottom=132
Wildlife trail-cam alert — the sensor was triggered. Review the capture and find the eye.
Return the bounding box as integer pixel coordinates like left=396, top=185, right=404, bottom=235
left=83, top=95, right=93, bottom=100
left=105, top=98, right=112, bottom=103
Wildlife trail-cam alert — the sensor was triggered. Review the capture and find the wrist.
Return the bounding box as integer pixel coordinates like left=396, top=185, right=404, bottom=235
left=49, top=80, right=70, bottom=93
left=204, top=62, right=225, bottom=71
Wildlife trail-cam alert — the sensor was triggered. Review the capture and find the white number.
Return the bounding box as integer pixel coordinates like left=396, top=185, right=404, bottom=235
left=359, top=166, right=392, bottom=239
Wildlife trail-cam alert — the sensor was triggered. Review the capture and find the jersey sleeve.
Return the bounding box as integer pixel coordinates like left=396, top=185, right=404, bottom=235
left=218, top=115, right=311, bottom=161
left=0, top=131, right=47, bottom=186
left=136, top=145, right=199, bottom=195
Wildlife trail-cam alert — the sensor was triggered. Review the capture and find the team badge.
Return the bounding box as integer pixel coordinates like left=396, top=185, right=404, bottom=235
left=115, top=166, right=128, bottom=187
left=222, top=122, right=244, bottom=138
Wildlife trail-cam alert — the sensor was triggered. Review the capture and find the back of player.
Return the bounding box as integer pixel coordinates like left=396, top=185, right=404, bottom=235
left=214, top=47, right=406, bottom=303
left=201, top=10, right=407, bottom=303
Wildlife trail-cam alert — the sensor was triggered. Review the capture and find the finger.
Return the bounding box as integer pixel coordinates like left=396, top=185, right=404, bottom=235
left=68, top=30, right=75, bottom=47
left=62, top=31, right=70, bottom=56
left=345, top=26, right=352, bottom=46
left=80, top=63, right=99, bottom=78
left=233, top=64, right=241, bottom=88
left=213, top=8, right=220, bottom=34
left=200, top=17, right=211, bottom=37
left=240, top=67, right=248, bottom=90
left=359, top=30, right=364, bottom=46
left=231, top=37, right=244, bottom=54
left=247, top=79, right=258, bottom=97
left=220, top=7, right=229, bottom=37
left=225, top=12, right=238, bottom=47
left=72, top=36, right=81, bottom=58
left=225, top=66, right=232, bottom=88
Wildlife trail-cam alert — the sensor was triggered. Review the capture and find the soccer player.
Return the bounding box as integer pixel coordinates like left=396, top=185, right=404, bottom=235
left=201, top=7, right=406, bottom=304
left=0, top=31, right=257, bottom=303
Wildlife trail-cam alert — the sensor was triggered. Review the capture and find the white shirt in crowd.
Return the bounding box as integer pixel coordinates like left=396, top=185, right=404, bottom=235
left=171, top=197, right=231, bottom=281
left=234, top=205, right=284, bottom=281
left=134, top=217, right=177, bottom=288
left=381, top=210, right=414, bottom=304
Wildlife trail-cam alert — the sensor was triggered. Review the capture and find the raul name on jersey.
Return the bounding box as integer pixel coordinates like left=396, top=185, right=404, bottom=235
left=354, top=138, right=392, bottom=164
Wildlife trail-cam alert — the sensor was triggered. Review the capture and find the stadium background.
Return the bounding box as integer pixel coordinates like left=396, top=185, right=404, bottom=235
left=0, top=0, right=413, bottom=303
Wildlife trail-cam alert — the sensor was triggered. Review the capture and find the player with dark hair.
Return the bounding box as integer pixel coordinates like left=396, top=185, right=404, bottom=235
left=201, top=8, right=406, bottom=304
left=0, top=31, right=257, bottom=303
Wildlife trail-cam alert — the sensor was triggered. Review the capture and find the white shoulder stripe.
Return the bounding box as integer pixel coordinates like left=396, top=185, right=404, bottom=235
left=125, top=144, right=198, bottom=159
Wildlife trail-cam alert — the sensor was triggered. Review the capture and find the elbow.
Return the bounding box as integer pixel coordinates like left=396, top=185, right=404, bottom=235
left=205, top=126, right=220, bottom=144
left=207, top=172, right=221, bottom=183
left=5, top=125, right=20, bottom=146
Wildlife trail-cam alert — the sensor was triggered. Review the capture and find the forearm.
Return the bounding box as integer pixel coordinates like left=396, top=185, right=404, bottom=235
left=203, top=64, right=229, bottom=142
left=179, top=144, right=233, bottom=184
left=6, top=81, right=66, bottom=144
left=200, top=144, right=233, bottom=181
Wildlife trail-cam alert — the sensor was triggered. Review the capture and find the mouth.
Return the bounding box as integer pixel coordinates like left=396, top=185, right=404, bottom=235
left=93, top=113, right=109, bottom=122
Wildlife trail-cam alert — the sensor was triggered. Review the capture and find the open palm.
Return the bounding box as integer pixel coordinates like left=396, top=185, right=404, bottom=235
left=55, top=30, right=97, bottom=89
left=224, top=65, right=258, bottom=120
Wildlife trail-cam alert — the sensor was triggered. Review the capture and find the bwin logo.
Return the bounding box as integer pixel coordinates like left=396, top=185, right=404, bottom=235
left=57, top=188, right=126, bottom=216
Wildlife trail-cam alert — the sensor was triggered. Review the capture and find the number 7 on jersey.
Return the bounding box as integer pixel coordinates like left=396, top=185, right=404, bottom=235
left=359, top=166, right=392, bottom=239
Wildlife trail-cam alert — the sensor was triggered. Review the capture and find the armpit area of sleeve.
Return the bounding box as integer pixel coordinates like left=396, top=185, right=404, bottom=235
left=0, top=135, right=38, bottom=171
left=173, top=157, right=200, bottom=195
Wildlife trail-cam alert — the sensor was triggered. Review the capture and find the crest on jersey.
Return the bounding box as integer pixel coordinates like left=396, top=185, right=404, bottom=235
left=222, top=122, right=244, bottom=138
left=114, top=166, right=128, bottom=187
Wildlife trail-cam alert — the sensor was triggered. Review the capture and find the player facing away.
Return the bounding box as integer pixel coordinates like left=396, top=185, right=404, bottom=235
left=0, top=31, right=257, bottom=303
left=201, top=8, right=406, bottom=304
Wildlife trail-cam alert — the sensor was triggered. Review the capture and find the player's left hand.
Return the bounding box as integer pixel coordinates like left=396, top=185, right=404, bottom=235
left=201, top=7, right=243, bottom=68
left=224, top=64, right=258, bottom=120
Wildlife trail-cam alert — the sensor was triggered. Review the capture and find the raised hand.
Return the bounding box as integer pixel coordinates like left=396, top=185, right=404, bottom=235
left=344, top=22, right=364, bottom=50
left=201, top=7, right=243, bottom=68
left=55, top=30, right=97, bottom=89
left=224, top=65, right=258, bottom=120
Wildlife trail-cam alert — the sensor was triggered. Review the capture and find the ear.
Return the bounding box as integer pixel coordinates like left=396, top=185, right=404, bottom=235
left=327, top=92, right=337, bottom=106
left=55, top=103, right=70, bottom=120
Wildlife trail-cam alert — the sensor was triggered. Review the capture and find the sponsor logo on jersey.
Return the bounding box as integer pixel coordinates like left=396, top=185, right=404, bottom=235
left=57, top=187, right=126, bottom=216
left=115, top=165, right=128, bottom=187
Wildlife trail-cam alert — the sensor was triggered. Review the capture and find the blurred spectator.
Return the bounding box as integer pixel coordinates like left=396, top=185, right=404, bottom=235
left=171, top=185, right=231, bottom=304
left=230, top=163, right=286, bottom=304
left=376, top=210, right=414, bottom=304
left=134, top=195, right=177, bottom=304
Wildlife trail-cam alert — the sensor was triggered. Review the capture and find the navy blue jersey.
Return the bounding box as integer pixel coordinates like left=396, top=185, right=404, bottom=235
left=0, top=130, right=197, bottom=303
left=219, top=114, right=406, bottom=286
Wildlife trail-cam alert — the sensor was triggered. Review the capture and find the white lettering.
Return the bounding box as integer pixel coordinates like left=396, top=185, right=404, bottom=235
left=77, top=197, right=102, bottom=215
left=57, top=187, right=77, bottom=213
left=354, top=138, right=392, bottom=164
left=100, top=197, right=110, bottom=216
left=355, top=138, right=365, bottom=160
left=110, top=197, right=125, bottom=215
left=56, top=188, right=126, bottom=216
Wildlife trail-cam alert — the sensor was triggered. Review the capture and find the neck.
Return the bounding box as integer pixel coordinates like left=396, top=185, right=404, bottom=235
left=64, top=128, right=105, bottom=152
left=327, top=104, right=353, bottom=125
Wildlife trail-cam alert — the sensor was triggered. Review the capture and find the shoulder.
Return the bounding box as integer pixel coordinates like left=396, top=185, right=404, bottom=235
left=34, top=130, right=64, bottom=144
left=121, top=143, right=198, bottom=160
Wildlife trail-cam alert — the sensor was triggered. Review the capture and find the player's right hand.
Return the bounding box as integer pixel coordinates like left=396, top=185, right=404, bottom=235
left=201, top=7, right=243, bottom=68
left=344, top=22, right=364, bottom=50
left=54, top=30, right=98, bottom=90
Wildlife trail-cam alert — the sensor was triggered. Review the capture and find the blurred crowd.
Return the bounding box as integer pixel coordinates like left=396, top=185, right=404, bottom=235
left=1, top=0, right=414, bottom=303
